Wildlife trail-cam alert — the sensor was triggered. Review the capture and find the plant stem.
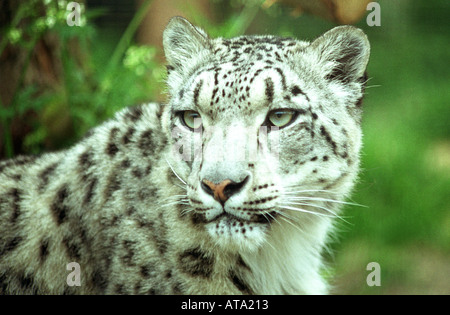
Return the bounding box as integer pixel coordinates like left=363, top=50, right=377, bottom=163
left=0, top=97, right=14, bottom=158
left=226, top=0, right=264, bottom=37
left=0, top=3, right=29, bottom=58
left=103, top=0, right=154, bottom=83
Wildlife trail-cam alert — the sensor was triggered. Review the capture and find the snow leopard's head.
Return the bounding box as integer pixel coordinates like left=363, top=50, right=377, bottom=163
left=161, top=17, right=370, bottom=251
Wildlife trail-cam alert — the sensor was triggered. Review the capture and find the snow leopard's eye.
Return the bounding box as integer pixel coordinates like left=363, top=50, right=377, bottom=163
left=180, top=110, right=202, bottom=131
left=266, top=109, right=298, bottom=128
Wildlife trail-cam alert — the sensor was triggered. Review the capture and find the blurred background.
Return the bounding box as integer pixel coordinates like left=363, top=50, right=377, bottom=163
left=0, top=0, right=448, bottom=294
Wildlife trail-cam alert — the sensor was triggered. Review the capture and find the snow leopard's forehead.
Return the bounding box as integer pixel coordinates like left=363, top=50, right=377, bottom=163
left=175, top=35, right=311, bottom=124
left=214, top=35, right=307, bottom=62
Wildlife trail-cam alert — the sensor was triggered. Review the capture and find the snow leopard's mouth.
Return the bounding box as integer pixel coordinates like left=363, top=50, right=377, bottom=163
left=203, top=210, right=276, bottom=249
left=208, top=210, right=277, bottom=225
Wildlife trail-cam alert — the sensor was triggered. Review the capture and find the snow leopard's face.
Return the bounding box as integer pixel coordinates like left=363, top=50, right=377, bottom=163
left=162, top=17, right=370, bottom=251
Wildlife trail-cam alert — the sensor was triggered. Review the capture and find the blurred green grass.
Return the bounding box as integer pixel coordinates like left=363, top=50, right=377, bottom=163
left=351, top=28, right=450, bottom=248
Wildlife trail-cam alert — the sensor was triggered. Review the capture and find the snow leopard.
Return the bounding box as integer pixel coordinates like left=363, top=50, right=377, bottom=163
left=0, top=16, right=370, bottom=294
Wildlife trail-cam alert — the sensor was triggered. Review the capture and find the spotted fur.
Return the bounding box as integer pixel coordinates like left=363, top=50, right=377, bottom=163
left=0, top=17, right=370, bottom=294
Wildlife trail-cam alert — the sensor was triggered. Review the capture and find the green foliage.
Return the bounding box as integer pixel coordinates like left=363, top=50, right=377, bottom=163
left=186, top=0, right=264, bottom=38
left=1, top=0, right=163, bottom=155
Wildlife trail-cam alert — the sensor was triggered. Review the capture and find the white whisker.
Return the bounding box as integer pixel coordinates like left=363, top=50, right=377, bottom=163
left=174, top=183, right=187, bottom=190
left=284, top=196, right=366, bottom=208
left=283, top=201, right=339, bottom=215
left=283, top=188, right=340, bottom=195
left=180, top=207, right=195, bottom=216
left=156, top=195, right=188, bottom=205
left=282, top=201, right=351, bottom=224
left=264, top=211, right=279, bottom=226
left=277, top=205, right=335, bottom=218
left=282, top=191, right=337, bottom=196
left=159, top=194, right=188, bottom=200
left=275, top=211, right=312, bottom=237
left=165, top=158, right=187, bottom=186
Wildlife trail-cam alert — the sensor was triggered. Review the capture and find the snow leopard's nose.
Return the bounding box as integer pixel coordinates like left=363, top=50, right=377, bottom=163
left=201, top=176, right=249, bottom=205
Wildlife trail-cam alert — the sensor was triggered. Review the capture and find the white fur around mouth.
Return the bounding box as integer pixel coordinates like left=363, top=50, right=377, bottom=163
left=206, top=208, right=277, bottom=224
left=204, top=213, right=270, bottom=251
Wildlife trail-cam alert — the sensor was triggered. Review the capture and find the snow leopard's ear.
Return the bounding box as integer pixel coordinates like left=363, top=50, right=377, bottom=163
left=163, top=16, right=210, bottom=73
left=309, top=25, right=370, bottom=84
